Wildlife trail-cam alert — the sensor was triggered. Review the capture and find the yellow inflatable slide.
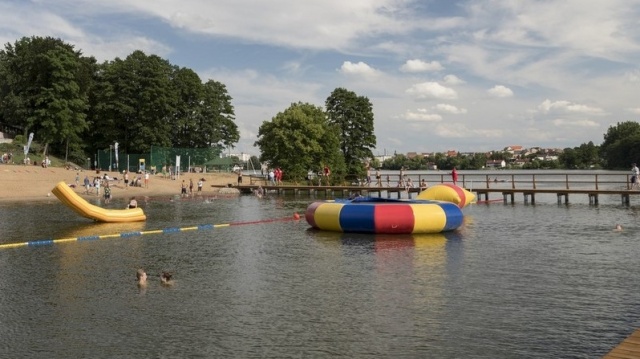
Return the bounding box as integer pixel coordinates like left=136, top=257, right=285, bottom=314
left=51, top=181, right=146, bottom=223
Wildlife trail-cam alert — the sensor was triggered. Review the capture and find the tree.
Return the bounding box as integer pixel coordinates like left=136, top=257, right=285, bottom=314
left=88, top=50, right=176, bottom=154
left=199, top=80, right=239, bottom=151
left=0, top=36, right=92, bottom=161
left=254, top=102, right=344, bottom=182
left=171, top=67, right=204, bottom=148
left=325, top=88, right=376, bottom=176
left=600, top=121, right=640, bottom=169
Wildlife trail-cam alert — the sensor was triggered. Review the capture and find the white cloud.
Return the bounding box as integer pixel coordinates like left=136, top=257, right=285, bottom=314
left=488, top=85, right=514, bottom=98
left=400, top=59, right=444, bottom=72
left=339, top=61, right=380, bottom=78
left=552, top=118, right=600, bottom=128
left=443, top=74, right=465, bottom=85
left=402, top=109, right=443, bottom=122
left=406, top=82, right=457, bottom=100
left=538, top=99, right=604, bottom=115
left=625, top=70, right=640, bottom=83
left=434, top=123, right=503, bottom=139
left=433, top=104, right=467, bottom=114
left=627, top=108, right=640, bottom=114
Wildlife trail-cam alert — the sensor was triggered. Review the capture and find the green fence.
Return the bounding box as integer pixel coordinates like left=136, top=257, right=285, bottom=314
left=95, top=146, right=222, bottom=173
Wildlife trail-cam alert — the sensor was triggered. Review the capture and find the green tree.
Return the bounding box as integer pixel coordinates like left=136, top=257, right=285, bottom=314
left=171, top=67, right=204, bottom=148
left=0, top=36, right=92, bottom=161
left=559, top=148, right=579, bottom=169
left=88, top=50, right=176, bottom=155
left=600, top=121, right=640, bottom=169
left=254, top=102, right=344, bottom=182
left=199, top=80, right=239, bottom=151
left=325, top=88, right=376, bottom=176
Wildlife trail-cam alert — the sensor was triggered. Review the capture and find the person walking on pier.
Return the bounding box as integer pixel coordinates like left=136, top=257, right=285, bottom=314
left=451, top=167, right=458, bottom=186
left=632, top=163, right=639, bottom=190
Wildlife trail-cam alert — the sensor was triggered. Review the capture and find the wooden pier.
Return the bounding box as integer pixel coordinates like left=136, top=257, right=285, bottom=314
left=473, top=188, right=640, bottom=205
left=211, top=183, right=640, bottom=205
left=213, top=183, right=424, bottom=199
left=603, top=329, right=640, bottom=358
left=210, top=171, right=640, bottom=204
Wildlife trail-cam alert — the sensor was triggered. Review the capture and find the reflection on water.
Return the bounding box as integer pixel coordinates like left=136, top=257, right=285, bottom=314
left=1, top=197, right=640, bottom=357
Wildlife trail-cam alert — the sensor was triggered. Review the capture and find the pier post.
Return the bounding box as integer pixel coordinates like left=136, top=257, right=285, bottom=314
left=622, top=194, right=630, bottom=206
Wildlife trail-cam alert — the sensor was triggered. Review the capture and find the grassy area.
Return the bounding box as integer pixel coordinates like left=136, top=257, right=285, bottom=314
left=0, top=142, right=71, bottom=168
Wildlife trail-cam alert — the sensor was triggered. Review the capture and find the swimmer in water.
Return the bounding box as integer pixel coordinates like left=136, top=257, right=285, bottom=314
left=136, top=268, right=147, bottom=286
left=160, top=271, right=173, bottom=286
left=614, top=224, right=623, bottom=232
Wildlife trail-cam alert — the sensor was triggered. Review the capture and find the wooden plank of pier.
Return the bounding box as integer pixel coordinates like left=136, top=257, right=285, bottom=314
left=212, top=183, right=640, bottom=204
left=474, top=188, right=640, bottom=205
left=603, top=329, right=640, bottom=358
left=212, top=184, right=423, bottom=199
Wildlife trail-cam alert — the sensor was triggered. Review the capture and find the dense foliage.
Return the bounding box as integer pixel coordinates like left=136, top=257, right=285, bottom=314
left=325, top=88, right=376, bottom=176
left=254, top=102, right=345, bottom=182
left=0, top=36, right=239, bottom=164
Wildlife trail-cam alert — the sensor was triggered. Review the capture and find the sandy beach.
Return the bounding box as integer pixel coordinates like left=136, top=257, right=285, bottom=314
left=0, top=164, right=239, bottom=202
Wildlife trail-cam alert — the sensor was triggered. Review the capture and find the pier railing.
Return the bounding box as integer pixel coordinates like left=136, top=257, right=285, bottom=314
left=341, top=172, right=633, bottom=191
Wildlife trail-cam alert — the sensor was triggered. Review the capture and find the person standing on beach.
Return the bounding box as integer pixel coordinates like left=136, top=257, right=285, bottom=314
left=103, top=182, right=112, bottom=204
left=144, top=171, right=149, bottom=188
left=181, top=180, right=187, bottom=197
left=189, top=178, right=194, bottom=194
left=451, top=167, right=458, bottom=186
left=124, top=171, right=129, bottom=189
left=83, top=175, right=91, bottom=194
left=94, top=177, right=101, bottom=196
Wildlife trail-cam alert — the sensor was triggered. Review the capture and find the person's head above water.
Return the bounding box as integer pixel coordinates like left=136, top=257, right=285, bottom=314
left=136, top=268, right=147, bottom=284
left=160, top=271, right=173, bottom=285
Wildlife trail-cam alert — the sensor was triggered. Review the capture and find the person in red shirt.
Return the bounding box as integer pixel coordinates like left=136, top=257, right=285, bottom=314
left=323, top=165, right=331, bottom=185
left=451, top=167, right=458, bottom=186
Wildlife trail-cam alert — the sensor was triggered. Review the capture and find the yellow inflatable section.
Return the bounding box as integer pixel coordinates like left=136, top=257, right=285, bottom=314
left=51, top=181, right=146, bottom=223
left=417, top=184, right=476, bottom=208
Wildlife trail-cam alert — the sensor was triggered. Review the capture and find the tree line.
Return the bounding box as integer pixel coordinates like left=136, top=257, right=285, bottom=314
left=381, top=121, right=639, bottom=172
left=1, top=36, right=636, bottom=181
left=0, top=36, right=239, bottom=164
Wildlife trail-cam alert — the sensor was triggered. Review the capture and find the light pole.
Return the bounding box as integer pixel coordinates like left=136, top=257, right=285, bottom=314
left=109, top=145, right=113, bottom=172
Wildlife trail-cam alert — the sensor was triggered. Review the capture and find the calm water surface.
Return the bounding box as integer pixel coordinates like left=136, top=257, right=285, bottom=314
left=1, top=186, right=640, bottom=358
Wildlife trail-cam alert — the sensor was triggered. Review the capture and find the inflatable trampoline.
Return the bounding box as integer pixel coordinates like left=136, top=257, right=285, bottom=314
left=305, top=197, right=464, bottom=234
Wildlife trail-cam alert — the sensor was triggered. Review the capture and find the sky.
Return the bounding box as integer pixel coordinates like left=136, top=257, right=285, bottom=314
left=1, top=0, right=640, bottom=157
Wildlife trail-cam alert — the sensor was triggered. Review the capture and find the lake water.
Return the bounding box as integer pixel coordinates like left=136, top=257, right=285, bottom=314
left=1, top=172, right=640, bottom=358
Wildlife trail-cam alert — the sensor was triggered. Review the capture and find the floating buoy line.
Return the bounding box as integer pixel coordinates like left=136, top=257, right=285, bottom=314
left=0, top=214, right=301, bottom=250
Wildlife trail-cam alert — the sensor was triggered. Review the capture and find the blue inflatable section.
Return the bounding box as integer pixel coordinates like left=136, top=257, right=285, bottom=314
left=441, top=202, right=464, bottom=231
left=340, top=203, right=376, bottom=233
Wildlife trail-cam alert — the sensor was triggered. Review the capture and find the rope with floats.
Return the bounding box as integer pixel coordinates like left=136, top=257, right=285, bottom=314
left=0, top=213, right=302, bottom=250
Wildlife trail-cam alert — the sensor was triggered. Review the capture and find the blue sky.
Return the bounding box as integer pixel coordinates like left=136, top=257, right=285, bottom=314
left=2, top=0, right=640, bottom=157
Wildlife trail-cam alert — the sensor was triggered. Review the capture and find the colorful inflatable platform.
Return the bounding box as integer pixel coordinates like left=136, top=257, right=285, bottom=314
left=305, top=197, right=463, bottom=234
left=51, top=181, right=146, bottom=223
left=417, top=183, right=476, bottom=208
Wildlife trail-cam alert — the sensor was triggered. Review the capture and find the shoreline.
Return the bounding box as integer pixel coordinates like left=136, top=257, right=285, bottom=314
left=0, top=165, right=238, bottom=203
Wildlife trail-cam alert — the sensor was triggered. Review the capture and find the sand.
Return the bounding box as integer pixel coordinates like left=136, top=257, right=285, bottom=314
left=0, top=164, right=239, bottom=202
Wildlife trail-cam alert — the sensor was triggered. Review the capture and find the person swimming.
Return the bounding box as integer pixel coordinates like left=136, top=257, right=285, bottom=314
left=136, top=268, right=147, bottom=286
left=160, top=271, right=173, bottom=286
left=614, top=224, right=623, bottom=232
left=128, top=197, right=138, bottom=209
